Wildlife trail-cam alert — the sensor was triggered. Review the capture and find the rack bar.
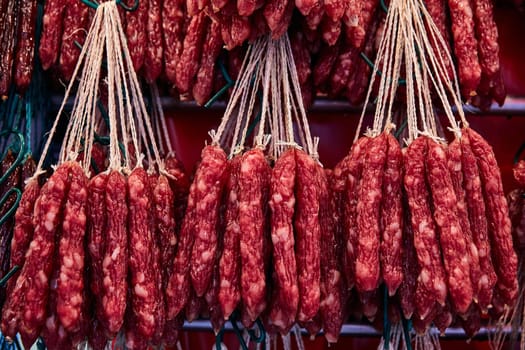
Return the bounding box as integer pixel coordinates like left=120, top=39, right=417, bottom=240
left=182, top=320, right=509, bottom=341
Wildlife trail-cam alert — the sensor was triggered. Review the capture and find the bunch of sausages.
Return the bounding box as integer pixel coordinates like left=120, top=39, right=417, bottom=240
left=332, top=127, right=518, bottom=337
left=0, top=0, right=38, bottom=97
left=35, top=0, right=506, bottom=109
left=0, top=149, right=191, bottom=349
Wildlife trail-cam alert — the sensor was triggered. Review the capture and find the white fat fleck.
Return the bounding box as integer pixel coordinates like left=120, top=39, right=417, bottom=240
left=73, top=252, right=83, bottom=268
left=111, top=247, right=120, bottom=260
left=197, top=179, right=207, bottom=192
left=137, top=272, right=145, bottom=283
left=220, top=280, right=231, bottom=288
left=418, top=220, right=428, bottom=234
left=479, top=274, right=489, bottom=288
left=201, top=250, right=213, bottom=262
left=330, top=271, right=341, bottom=284
left=272, top=193, right=283, bottom=204
left=419, top=269, right=430, bottom=284
left=103, top=256, right=112, bottom=269
left=435, top=279, right=447, bottom=300
left=134, top=283, right=149, bottom=298
left=59, top=272, right=68, bottom=283
left=63, top=256, right=73, bottom=269
left=275, top=227, right=289, bottom=242
left=103, top=276, right=111, bottom=288
left=478, top=247, right=487, bottom=258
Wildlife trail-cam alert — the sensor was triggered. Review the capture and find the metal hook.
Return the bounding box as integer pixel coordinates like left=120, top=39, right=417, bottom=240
left=399, top=311, right=413, bottom=350
left=204, top=60, right=235, bottom=108
left=215, top=328, right=225, bottom=350
left=359, top=52, right=406, bottom=86
left=80, top=0, right=139, bottom=11
left=224, top=311, right=266, bottom=350
left=116, top=0, right=140, bottom=11
left=80, top=0, right=99, bottom=9
left=247, top=319, right=266, bottom=344
left=36, top=338, right=46, bottom=350
left=0, top=188, right=22, bottom=227
left=0, top=132, right=25, bottom=185
left=514, top=140, right=525, bottom=165
left=0, top=266, right=20, bottom=287
left=382, top=287, right=390, bottom=350
left=380, top=0, right=388, bottom=13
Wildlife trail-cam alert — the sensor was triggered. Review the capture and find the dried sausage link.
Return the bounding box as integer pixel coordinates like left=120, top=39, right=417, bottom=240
left=426, top=139, right=473, bottom=314
left=448, top=0, right=481, bottom=98
left=128, top=167, right=157, bottom=339
left=319, top=169, right=343, bottom=343
left=239, top=148, right=271, bottom=322
left=342, top=137, right=369, bottom=290
left=87, top=173, right=107, bottom=320
left=190, top=146, right=228, bottom=296
left=403, top=137, right=447, bottom=319
left=175, top=12, right=208, bottom=93
left=193, top=19, right=222, bottom=106
left=59, top=0, right=90, bottom=81
left=0, top=0, right=21, bottom=96
left=294, top=149, right=322, bottom=322
left=466, top=128, right=518, bottom=304
left=460, top=132, right=497, bottom=312
left=472, top=0, right=500, bottom=96
left=125, top=0, right=149, bottom=72
left=16, top=163, right=72, bottom=345
left=14, top=0, right=37, bottom=92
left=380, top=133, right=404, bottom=296
left=268, top=149, right=299, bottom=333
left=355, top=133, right=387, bottom=293
left=447, top=138, right=482, bottom=305
left=57, top=163, right=88, bottom=332
left=144, top=0, right=163, bottom=83
left=39, top=0, right=66, bottom=70
left=162, top=0, right=186, bottom=84
left=218, top=156, right=242, bottom=319
left=101, top=171, right=128, bottom=334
